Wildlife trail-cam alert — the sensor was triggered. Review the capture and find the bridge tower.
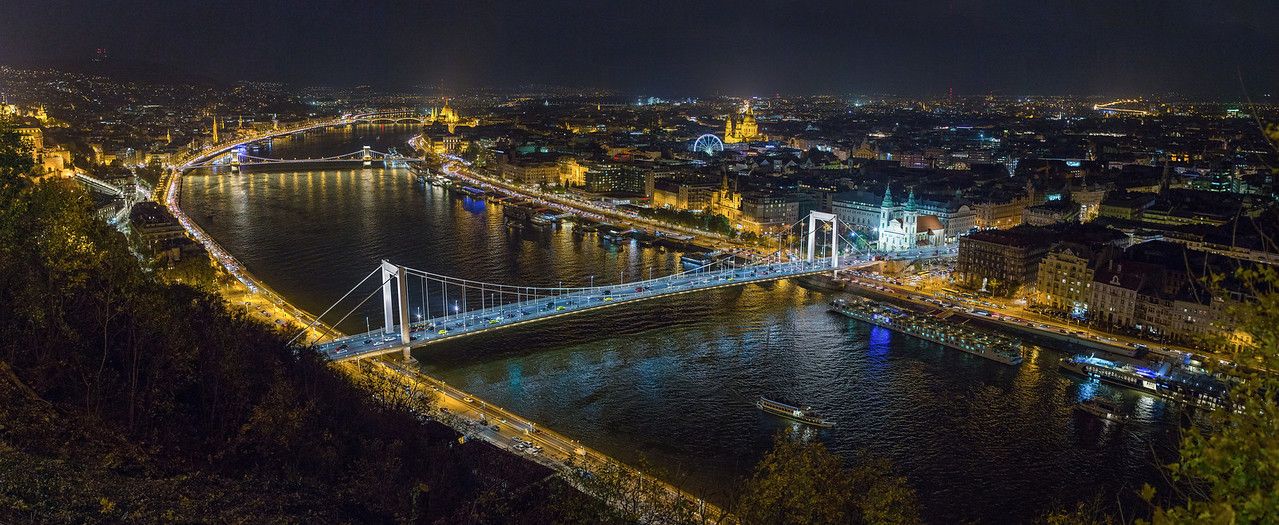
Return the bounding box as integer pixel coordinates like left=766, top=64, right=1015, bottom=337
left=805, top=211, right=839, bottom=268
left=379, top=260, right=412, bottom=358
left=362, top=145, right=373, bottom=167
left=230, top=158, right=241, bottom=174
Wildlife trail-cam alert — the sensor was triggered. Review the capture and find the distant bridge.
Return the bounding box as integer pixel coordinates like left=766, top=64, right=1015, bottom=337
left=345, top=109, right=429, bottom=125
left=74, top=172, right=127, bottom=197
left=1093, top=99, right=1151, bottom=116
left=74, top=172, right=141, bottom=225
left=186, top=145, right=419, bottom=171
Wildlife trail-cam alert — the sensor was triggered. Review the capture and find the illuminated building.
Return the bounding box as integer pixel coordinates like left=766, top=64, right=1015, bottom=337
left=15, top=125, right=43, bottom=156
left=738, top=192, right=799, bottom=234
left=557, top=157, right=589, bottom=186
left=972, top=194, right=1031, bottom=229
left=1022, top=200, right=1080, bottom=226
left=425, top=99, right=479, bottom=133
left=711, top=174, right=743, bottom=222
left=1036, top=243, right=1110, bottom=317
left=956, top=225, right=1055, bottom=295
left=1098, top=191, right=1155, bottom=220
left=421, top=131, right=465, bottom=155
left=831, top=185, right=973, bottom=250
left=1087, top=241, right=1238, bottom=345
left=498, top=155, right=559, bottom=185
left=877, top=186, right=919, bottom=251
left=723, top=101, right=762, bottom=144
left=651, top=178, right=717, bottom=211
left=1, top=103, right=49, bottom=124
left=851, top=140, right=879, bottom=160
left=893, top=151, right=930, bottom=169
left=580, top=163, right=653, bottom=196
left=129, top=202, right=186, bottom=248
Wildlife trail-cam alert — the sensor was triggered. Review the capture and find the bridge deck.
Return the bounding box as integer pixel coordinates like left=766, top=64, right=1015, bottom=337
left=319, top=259, right=872, bottom=361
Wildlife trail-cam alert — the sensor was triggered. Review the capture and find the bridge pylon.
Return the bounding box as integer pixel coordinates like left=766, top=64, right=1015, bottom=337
left=362, top=145, right=373, bottom=168
left=379, top=260, right=412, bottom=358
left=805, top=211, right=838, bottom=268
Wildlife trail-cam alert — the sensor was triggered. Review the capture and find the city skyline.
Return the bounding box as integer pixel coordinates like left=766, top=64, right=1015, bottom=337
left=0, top=1, right=1276, bottom=98
left=2, top=5, right=1277, bottom=522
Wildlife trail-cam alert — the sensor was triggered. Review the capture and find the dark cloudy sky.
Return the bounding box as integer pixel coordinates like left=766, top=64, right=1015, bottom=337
left=1, top=0, right=1275, bottom=97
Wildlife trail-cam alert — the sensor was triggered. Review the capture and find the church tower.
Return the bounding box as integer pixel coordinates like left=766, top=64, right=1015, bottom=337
left=737, top=101, right=758, bottom=141
left=903, top=187, right=918, bottom=248
left=211, top=113, right=219, bottom=144
left=878, top=183, right=893, bottom=234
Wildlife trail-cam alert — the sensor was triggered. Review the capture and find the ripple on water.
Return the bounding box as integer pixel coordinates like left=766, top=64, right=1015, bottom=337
left=181, top=127, right=1183, bottom=523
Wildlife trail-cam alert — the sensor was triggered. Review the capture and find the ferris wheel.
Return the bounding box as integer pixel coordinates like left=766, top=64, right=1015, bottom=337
left=691, top=134, right=725, bottom=156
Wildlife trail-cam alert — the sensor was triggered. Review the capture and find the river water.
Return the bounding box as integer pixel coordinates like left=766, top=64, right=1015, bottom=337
left=181, top=125, right=1184, bottom=522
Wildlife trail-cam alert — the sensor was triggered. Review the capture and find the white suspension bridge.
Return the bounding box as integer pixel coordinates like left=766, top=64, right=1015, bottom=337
left=301, top=212, right=899, bottom=362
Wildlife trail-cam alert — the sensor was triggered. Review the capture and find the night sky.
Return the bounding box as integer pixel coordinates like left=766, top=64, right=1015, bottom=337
left=1, top=0, right=1275, bottom=97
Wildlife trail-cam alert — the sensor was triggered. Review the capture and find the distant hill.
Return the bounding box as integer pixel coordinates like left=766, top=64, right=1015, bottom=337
left=12, top=58, right=225, bottom=87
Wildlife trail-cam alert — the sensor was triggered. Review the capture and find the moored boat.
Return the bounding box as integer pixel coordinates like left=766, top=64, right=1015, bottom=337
left=1058, top=354, right=1227, bottom=410
left=680, top=250, right=722, bottom=269
left=829, top=298, right=1023, bottom=365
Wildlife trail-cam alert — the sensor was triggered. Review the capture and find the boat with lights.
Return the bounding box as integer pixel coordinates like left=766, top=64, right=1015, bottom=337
left=756, top=397, right=835, bottom=428
left=1075, top=398, right=1128, bottom=422
left=1058, top=354, right=1227, bottom=410
left=829, top=298, right=1023, bottom=365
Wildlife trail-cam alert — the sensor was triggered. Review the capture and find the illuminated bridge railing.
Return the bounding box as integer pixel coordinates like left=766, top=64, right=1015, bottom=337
left=312, top=257, right=864, bottom=362
left=292, top=211, right=951, bottom=362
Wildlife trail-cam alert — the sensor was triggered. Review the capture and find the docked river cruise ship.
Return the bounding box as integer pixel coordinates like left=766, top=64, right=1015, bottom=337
left=1059, top=354, right=1229, bottom=410
left=830, top=298, right=1023, bottom=365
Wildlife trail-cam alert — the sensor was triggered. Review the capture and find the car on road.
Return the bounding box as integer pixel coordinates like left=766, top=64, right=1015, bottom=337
left=464, top=396, right=474, bottom=403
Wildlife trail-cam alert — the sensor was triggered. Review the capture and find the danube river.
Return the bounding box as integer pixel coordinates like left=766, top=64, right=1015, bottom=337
left=182, top=125, right=1184, bottom=522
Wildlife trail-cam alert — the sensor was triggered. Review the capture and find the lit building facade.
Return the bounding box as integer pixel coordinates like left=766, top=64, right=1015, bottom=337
left=499, top=157, right=559, bottom=185
left=723, top=102, right=762, bottom=144
left=956, top=226, right=1055, bottom=295
left=831, top=185, right=975, bottom=250
left=1036, top=244, right=1104, bottom=317
left=424, top=100, right=479, bottom=133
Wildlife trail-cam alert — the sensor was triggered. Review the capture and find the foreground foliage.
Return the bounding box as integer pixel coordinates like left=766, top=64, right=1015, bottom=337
left=0, top=122, right=921, bottom=524
left=0, top=125, right=596, bottom=523
left=735, top=435, right=920, bottom=525
left=1145, top=266, right=1279, bottom=525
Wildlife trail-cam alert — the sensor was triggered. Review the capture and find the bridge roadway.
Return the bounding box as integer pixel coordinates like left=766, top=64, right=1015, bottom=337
left=319, top=258, right=875, bottom=362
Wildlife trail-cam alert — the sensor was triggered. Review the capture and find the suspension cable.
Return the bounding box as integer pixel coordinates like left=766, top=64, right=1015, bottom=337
left=322, top=272, right=398, bottom=343
left=287, top=266, right=381, bottom=345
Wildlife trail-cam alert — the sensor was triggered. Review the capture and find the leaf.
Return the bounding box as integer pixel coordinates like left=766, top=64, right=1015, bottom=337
left=1140, top=483, right=1156, bottom=503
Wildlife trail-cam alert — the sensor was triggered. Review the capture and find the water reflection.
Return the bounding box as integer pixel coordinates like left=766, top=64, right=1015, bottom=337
left=180, top=125, right=1186, bottom=522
